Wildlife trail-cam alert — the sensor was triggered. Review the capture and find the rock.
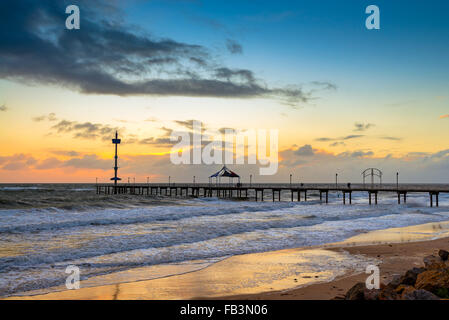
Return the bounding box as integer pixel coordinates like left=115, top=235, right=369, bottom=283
left=388, top=274, right=402, bottom=288
left=377, top=286, right=399, bottom=300
left=400, top=285, right=416, bottom=298
left=423, top=255, right=446, bottom=270
left=415, top=269, right=449, bottom=296
left=364, top=289, right=380, bottom=300
left=394, top=284, right=413, bottom=294
left=439, top=249, right=449, bottom=261
left=402, top=289, right=439, bottom=300
left=399, top=267, right=426, bottom=286
left=345, top=282, right=366, bottom=300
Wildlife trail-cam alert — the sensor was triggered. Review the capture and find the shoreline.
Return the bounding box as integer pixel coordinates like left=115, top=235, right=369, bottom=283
left=217, top=237, right=449, bottom=300
left=5, top=221, right=449, bottom=300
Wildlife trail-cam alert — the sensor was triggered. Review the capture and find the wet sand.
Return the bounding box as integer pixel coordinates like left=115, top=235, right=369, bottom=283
left=5, top=221, right=449, bottom=300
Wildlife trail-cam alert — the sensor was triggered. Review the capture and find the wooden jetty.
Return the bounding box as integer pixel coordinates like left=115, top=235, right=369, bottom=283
left=96, top=183, right=449, bottom=207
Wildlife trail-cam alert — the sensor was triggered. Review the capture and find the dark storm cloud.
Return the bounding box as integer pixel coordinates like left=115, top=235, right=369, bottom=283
left=0, top=0, right=316, bottom=105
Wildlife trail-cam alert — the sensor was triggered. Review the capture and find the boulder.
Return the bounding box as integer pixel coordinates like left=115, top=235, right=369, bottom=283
left=394, top=284, right=413, bottom=294
left=364, top=289, right=380, bottom=300
left=377, top=286, right=399, bottom=300
left=423, top=255, right=446, bottom=270
left=415, top=269, right=449, bottom=297
left=399, top=267, right=426, bottom=286
left=400, top=285, right=416, bottom=298
left=438, top=249, right=449, bottom=261
left=345, top=282, right=366, bottom=300
left=388, top=274, right=402, bottom=288
left=402, top=289, right=439, bottom=300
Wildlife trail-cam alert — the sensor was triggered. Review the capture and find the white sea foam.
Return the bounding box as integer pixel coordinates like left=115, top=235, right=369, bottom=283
left=1, top=188, right=449, bottom=297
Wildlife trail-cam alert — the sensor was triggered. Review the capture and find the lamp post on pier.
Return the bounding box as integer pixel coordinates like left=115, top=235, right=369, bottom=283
left=396, top=172, right=399, bottom=190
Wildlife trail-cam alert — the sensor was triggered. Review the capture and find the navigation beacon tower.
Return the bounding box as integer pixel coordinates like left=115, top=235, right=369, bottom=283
left=110, top=131, right=121, bottom=193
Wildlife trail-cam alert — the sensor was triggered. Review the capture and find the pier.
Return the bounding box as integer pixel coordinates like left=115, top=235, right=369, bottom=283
left=96, top=183, right=448, bottom=207
left=98, top=132, right=447, bottom=207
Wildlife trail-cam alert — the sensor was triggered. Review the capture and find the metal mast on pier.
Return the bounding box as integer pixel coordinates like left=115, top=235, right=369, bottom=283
left=110, top=131, right=121, bottom=193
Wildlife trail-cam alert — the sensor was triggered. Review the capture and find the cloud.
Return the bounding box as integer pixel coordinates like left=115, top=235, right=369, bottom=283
left=342, top=135, right=364, bottom=140
left=330, top=141, right=345, bottom=147
left=440, top=114, right=449, bottom=119
left=294, top=144, right=315, bottom=156
left=0, top=154, right=37, bottom=170
left=51, top=119, right=118, bottom=141
left=353, top=122, right=375, bottom=132
left=49, top=150, right=80, bottom=157
left=380, top=136, right=402, bottom=141
left=316, top=135, right=364, bottom=142
left=173, top=120, right=208, bottom=132
left=310, top=81, right=337, bottom=91
left=35, top=157, right=63, bottom=170
left=431, top=149, right=449, bottom=159
left=218, top=127, right=236, bottom=135
left=0, top=0, right=319, bottom=106
left=138, top=137, right=174, bottom=147
left=0, top=105, right=7, bottom=112
left=348, top=150, right=374, bottom=158
left=32, top=113, right=57, bottom=122
left=315, top=137, right=333, bottom=142
left=62, top=154, right=111, bottom=170
left=226, top=39, right=243, bottom=54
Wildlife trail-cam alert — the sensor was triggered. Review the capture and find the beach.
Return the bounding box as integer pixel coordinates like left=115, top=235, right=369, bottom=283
left=5, top=221, right=449, bottom=300
left=2, top=184, right=449, bottom=299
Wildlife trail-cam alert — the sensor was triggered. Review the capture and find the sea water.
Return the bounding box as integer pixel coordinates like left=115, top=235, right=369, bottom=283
left=1, top=183, right=449, bottom=297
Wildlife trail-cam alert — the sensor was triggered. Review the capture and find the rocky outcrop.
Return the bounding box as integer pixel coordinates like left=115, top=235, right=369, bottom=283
left=343, top=248, right=449, bottom=300
left=439, top=249, right=449, bottom=261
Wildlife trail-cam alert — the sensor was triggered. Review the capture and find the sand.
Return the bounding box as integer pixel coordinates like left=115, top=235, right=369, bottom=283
left=5, top=221, right=449, bottom=300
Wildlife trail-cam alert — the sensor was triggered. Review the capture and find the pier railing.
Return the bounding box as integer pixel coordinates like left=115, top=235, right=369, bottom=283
left=95, top=183, right=449, bottom=207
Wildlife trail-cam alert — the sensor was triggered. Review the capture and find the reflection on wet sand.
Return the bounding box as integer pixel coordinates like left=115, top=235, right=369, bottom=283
left=8, top=249, right=372, bottom=300
left=331, top=221, right=449, bottom=247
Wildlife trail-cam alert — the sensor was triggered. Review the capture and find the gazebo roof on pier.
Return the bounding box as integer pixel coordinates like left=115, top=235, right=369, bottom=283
left=209, top=166, right=240, bottom=178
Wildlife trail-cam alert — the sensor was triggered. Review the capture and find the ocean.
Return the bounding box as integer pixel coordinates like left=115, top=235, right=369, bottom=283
left=1, top=183, right=449, bottom=297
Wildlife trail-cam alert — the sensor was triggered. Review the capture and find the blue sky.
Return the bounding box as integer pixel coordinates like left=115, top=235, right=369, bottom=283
left=126, top=0, right=449, bottom=88
left=1, top=0, right=449, bottom=182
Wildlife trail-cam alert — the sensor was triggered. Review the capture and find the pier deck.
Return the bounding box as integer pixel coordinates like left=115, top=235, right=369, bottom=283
left=96, top=183, right=449, bottom=207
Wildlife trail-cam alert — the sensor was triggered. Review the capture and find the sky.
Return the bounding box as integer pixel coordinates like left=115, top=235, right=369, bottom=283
left=0, top=0, right=448, bottom=183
